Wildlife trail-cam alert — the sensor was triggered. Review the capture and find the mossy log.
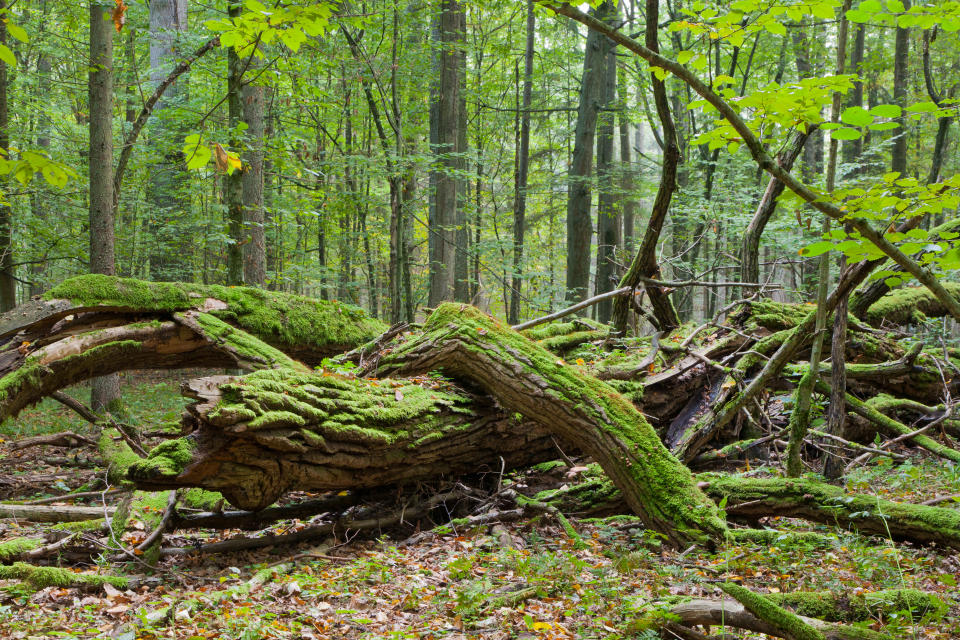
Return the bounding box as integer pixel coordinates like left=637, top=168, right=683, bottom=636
left=634, top=595, right=898, bottom=640
left=127, top=369, right=561, bottom=511
left=702, top=476, right=960, bottom=549
left=0, top=274, right=383, bottom=369
left=862, top=282, right=960, bottom=327
left=536, top=466, right=960, bottom=549
left=375, top=303, right=727, bottom=548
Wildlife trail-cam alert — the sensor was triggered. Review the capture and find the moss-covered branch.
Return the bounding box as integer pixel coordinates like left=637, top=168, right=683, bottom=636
left=40, top=274, right=385, bottom=363
left=377, top=303, right=727, bottom=548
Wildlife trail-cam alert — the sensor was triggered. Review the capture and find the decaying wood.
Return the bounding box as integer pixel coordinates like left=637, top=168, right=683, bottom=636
left=8, top=430, right=96, bottom=451
left=0, top=503, right=116, bottom=522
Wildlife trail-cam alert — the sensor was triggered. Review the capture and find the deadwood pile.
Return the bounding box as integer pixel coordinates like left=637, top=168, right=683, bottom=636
left=1, top=274, right=959, bottom=639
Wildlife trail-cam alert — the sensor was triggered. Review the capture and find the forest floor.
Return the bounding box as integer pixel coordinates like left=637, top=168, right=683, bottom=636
left=0, top=374, right=959, bottom=639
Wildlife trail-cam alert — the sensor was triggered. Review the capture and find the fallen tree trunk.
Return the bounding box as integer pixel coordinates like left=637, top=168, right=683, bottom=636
left=375, top=303, right=727, bottom=547
left=128, top=370, right=561, bottom=511
left=0, top=503, right=115, bottom=522
left=0, top=274, right=383, bottom=369
left=701, top=476, right=960, bottom=549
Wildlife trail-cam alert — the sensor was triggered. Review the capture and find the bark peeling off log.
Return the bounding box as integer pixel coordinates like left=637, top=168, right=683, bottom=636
left=377, top=303, right=727, bottom=548
left=0, top=321, right=239, bottom=420
left=128, top=369, right=560, bottom=511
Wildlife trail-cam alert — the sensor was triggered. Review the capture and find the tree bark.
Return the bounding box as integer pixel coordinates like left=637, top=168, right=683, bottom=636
left=225, top=2, right=245, bottom=286
left=241, top=57, right=267, bottom=287
left=89, top=2, right=120, bottom=414
left=0, top=1, right=15, bottom=312
left=146, top=0, right=190, bottom=281
left=564, top=2, right=612, bottom=304
left=427, top=0, right=465, bottom=308
left=508, top=1, right=535, bottom=325
left=594, top=15, right=620, bottom=324
left=891, top=0, right=911, bottom=176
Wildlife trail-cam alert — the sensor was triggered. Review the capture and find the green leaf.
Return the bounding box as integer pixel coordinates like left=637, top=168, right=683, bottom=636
left=800, top=240, right=834, bottom=257
left=811, top=2, right=836, bottom=19
left=860, top=0, right=884, bottom=13
left=184, top=144, right=211, bottom=170
left=910, top=101, right=939, bottom=113
left=0, top=44, right=15, bottom=67
left=845, top=8, right=870, bottom=21
left=869, top=104, right=901, bottom=118
left=831, top=127, right=862, bottom=140
left=868, top=121, right=900, bottom=131
left=6, top=22, right=28, bottom=43
left=677, top=50, right=695, bottom=65
left=841, top=106, right=874, bottom=127
left=764, top=20, right=787, bottom=36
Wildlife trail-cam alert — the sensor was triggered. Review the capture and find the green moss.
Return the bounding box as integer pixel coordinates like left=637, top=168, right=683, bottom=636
left=0, top=562, right=128, bottom=591
left=0, top=538, right=43, bottom=563
left=50, top=519, right=106, bottom=534
left=128, top=437, right=196, bottom=480
left=182, top=489, right=223, bottom=511
left=98, top=430, right=142, bottom=486
left=702, top=475, right=960, bottom=546
left=45, top=274, right=385, bottom=358
left=768, top=589, right=947, bottom=623
left=741, top=299, right=814, bottom=332
left=187, top=312, right=304, bottom=370
left=521, top=319, right=603, bottom=341
left=721, top=582, right=825, bottom=640
left=539, top=330, right=607, bottom=355
left=384, top=304, right=727, bottom=547
left=864, top=282, right=960, bottom=327
left=729, top=529, right=837, bottom=547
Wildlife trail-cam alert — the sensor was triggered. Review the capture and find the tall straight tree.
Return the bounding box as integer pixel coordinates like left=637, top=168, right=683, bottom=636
left=508, top=0, right=535, bottom=325
left=225, top=1, right=244, bottom=286
left=891, top=0, right=911, bottom=175
left=427, top=0, right=466, bottom=308
left=89, top=1, right=120, bottom=411
left=0, top=0, right=15, bottom=311
left=242, top=56, right=266, bottom=287
left=147, top=0, right=189, bottom=280
left=594, top=8, right=619, bottom=323
left=564, top=1, right=612, bottom=304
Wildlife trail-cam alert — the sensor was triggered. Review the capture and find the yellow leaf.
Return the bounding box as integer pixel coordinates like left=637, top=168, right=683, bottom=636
left=531, top=622, right=552, bottom=631
left=575, top=358, right=585, bottom=366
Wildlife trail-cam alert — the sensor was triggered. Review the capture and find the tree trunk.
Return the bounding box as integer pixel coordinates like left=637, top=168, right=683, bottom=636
left=740, top=130, right=808, bottom=287
left=0, top=1, right=15, bottom=312
left=378, top=304, right=727, bottom=547
left=89, top=2, right=120, bottom=414
left=146, top=0, right=190, bottom=281
left=427, top=0, right=465, bottom=308
left=508, top=1, right=535, bottom=325
left=225, top=2, right=244, bottom=286
left=564, top=2, right=612, bottom=304
left=242, top=57, right=266, bottom=287
left=891, top=0, right=910, bottom=176
left=594, top=17, right=620, bottom=324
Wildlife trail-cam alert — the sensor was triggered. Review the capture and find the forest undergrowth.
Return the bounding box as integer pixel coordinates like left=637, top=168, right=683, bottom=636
left=0, top=373, right=958, bottom=640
